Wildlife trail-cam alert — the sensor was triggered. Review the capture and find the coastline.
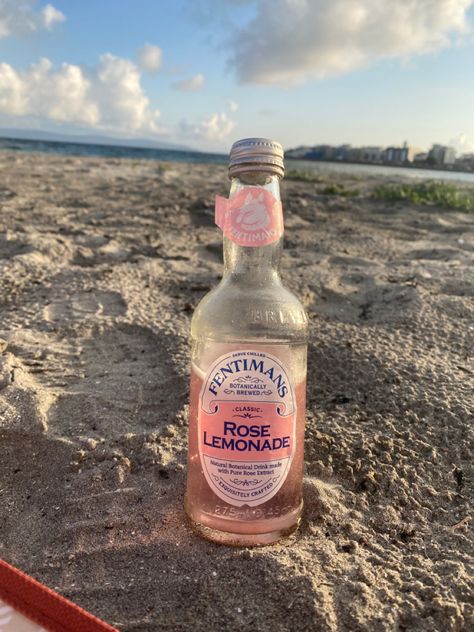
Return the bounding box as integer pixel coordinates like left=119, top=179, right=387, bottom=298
left=0, top=136, right=227, bottom=166
left=1, top=136, right=473, bottom=182
left=287, top=155, right=474, bottom=176
left=0, top=151, right=472, bottom=631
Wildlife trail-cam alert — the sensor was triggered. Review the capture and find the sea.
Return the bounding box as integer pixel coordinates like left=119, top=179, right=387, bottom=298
left=1, top=137, right=473, bottom=184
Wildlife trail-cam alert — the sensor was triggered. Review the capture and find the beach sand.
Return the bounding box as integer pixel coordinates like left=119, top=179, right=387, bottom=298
left=0, top=152, right=472, bottom=631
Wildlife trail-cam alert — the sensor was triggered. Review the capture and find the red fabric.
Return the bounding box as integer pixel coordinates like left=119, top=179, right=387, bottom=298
left=0, top=558, right=118, bottom=632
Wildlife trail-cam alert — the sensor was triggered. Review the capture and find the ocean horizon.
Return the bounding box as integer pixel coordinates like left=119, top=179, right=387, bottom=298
left=1, top=136, right=473, bottom=184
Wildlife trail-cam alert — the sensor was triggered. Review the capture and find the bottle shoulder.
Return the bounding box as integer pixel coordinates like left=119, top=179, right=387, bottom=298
left=191, top=277, right=308, bottom=343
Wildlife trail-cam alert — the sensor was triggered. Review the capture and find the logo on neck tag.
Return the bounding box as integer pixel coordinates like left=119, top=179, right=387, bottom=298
left=215, top=187, right=283, bottom=247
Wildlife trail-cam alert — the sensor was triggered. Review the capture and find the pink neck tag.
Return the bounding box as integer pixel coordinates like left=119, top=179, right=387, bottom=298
left=215, top=187, right=283, bottom=247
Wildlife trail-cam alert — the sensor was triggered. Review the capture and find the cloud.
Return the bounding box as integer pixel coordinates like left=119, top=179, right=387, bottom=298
left=42, top=3, right=66, bottom=29
left=0, top=0, right=65, bottom=38
left=96, top=54, right=160, bottom=130
left=227, top=99, right=239, bottom=112
left=173, top=73, right=205, bottom=91
left=0, top=54, right=161, bottom=132
left=226, top=0, right=474, bottom=85
left=179, top=111, right=235, bottom=141
left=449, top=134, right=474, bottom=154
left=0, top=52, right=233, bottom=145
left=137, top=43, right=163, bottom=73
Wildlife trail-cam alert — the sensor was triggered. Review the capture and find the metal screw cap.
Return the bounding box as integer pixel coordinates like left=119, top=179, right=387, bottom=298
left=228, top=138, right=284, bottom=178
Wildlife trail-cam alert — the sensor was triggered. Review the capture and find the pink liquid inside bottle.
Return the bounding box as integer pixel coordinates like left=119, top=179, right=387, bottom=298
left=184, top=139, right=309, bottom=546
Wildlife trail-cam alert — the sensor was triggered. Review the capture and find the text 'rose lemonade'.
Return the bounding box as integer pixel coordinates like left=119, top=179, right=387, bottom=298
left=185, top=138, right=309, bottom=546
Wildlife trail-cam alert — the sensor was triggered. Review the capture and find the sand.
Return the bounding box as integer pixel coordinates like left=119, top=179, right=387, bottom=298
left=0, top=151, right=472, bottom=631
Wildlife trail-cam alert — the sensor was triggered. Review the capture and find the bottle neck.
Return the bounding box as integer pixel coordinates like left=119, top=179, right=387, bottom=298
left=223, top=172, right=283, bottom=284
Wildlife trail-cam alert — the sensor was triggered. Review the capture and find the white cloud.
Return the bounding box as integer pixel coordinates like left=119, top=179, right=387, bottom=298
left=226, top=0, right=474, bottom=85
left=449, top=134, right=474, bottom=154
left=96, top=54, right=160, bottom=130
left=0, top=54, right=161, bottom=133
left=0, top=0, right=65, bottom=38
left=137, top=43, right=163, bottom=73
left=227, top=99, right=239, bottom=112
left=0, top=52, right=234, bottom=145
left=179, top=111, right=235, bottom=141
left=42, top=3, right=65, bottom=29
left=173, top=73, right=205, bottom=91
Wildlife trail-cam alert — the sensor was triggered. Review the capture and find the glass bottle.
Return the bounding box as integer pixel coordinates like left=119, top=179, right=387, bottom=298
left=185, top=138, right=309, bottom=546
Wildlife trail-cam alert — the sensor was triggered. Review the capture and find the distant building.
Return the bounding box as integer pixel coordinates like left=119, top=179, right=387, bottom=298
left=285, top=146, right=312, bottom=159
left=347, top=147, right=362, bottom=161
left=384, top=142, right=421, bottom=164
left=305, top=145, right=335, bottom=160
left=360, top=146, right=383, bottom=162
left=428, top=144, right=456, bottom=166
left=285, top=144, right=339, bottom=160
left=285, top=141, right=462, bottom=170
left=384, top=146, right=405, bottom=163
left=456, top=153, right=474, bottom=171
left=406, top=145, right=423, bottom=162
left=334, top=144, right=352, bottom=161
left=414, top=152, right=428, bottom=163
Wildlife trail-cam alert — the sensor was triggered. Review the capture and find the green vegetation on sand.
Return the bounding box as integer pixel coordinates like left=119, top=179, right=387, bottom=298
left=373, top=181, right=474, bottom=211
left=286, top=170, right=360, bottom=197
left=286, top=169, right=326, bottom=183
left=319, top=184, right=360, bottom=197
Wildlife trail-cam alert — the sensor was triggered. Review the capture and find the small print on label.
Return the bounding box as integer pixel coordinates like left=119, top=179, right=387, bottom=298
left=215, top=187, right=283, bottom=247
left=198, top=349, right=296, bottom=507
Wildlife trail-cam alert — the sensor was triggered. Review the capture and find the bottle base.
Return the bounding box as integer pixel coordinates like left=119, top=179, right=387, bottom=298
left=184, top=499, right=303, bottom=547
left=187, top=517, right=300, bottom=547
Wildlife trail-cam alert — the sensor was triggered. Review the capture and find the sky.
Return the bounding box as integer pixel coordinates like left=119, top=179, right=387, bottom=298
left=0, top=0, right=473, bottom=154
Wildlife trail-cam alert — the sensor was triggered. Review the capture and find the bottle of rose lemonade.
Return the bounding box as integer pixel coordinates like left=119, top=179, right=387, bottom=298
left=185, top=138, right=308, bottom=546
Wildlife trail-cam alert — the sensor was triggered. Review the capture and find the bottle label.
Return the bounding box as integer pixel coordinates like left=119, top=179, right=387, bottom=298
left=215, top=187, right=283, bottom=247
left=197, top=349, right=296, bottom=507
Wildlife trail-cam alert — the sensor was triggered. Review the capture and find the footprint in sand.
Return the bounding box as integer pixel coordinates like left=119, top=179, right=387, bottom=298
left=43, top=290, right=127, bottom=323
left=0, top=234, right=31, bottom=259
left=47, top=323, right=184, bottom=435
left=407, top=247, right=464, bottom=261
left=72, top=239, right=130, bottom=267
